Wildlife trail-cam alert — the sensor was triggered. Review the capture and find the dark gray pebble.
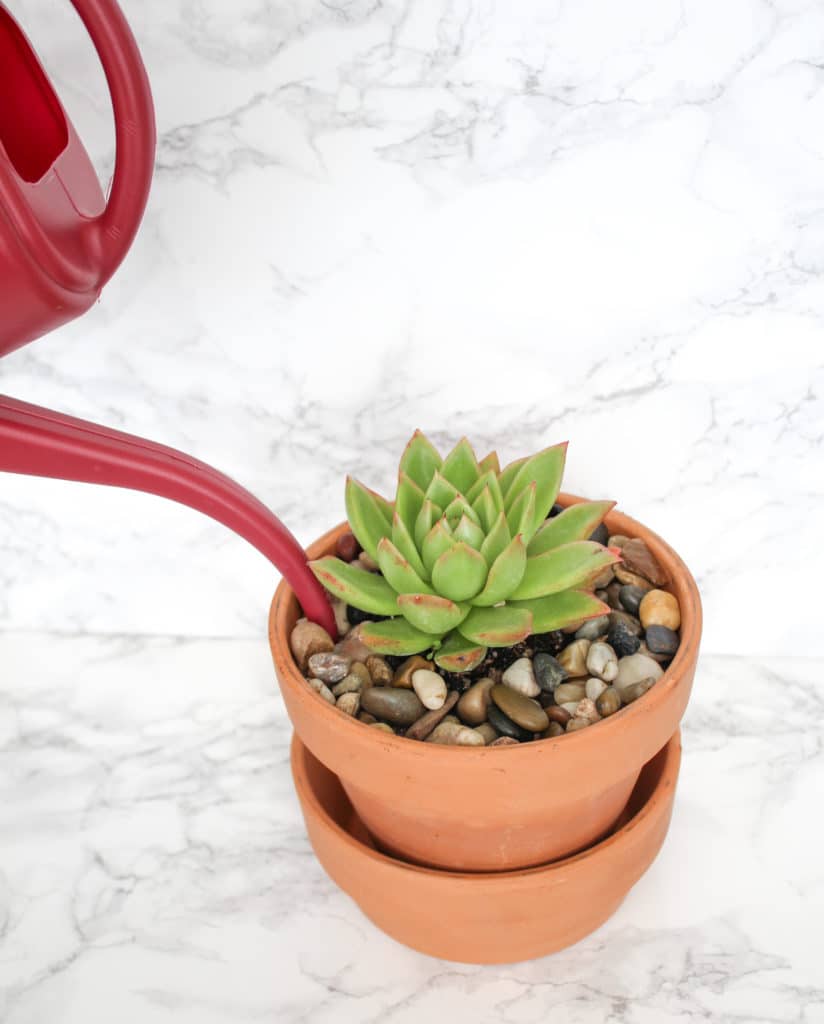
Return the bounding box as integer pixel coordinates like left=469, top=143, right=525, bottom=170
left=548, top=504, right=564, bottom=518
left=488, top=704, right=532, bottom=741
left=607, top=622, right=641, bottom=657
left=618, top=585, right=646, bottom=616
left=645, top=624, right=680, bottom=656
left=589, top=523, right=609, bottom=546
left=608, top=610, right=642, bottom=637
left=533, top=652, right=567, bottom=694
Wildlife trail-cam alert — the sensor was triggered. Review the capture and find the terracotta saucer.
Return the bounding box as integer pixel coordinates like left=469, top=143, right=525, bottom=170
left=291, top=730, right=682, bottom=964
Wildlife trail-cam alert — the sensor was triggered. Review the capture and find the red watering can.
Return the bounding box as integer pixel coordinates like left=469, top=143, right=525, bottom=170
left=0, top=0, right=336, bottom=636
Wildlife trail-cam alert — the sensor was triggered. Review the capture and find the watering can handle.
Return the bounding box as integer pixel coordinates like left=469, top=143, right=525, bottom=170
left=0, top=395, right=338, bottom=639
left=70, top=0, right=156, bottom=286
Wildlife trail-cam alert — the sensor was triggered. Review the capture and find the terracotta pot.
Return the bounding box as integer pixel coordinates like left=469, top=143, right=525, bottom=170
left=292, top=731, right=682, bottom=963
left=270, top=495, right=701, bottom=871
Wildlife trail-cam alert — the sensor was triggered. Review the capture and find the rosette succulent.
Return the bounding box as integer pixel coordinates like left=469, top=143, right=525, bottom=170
left=309, top=431, right=620, bottom=672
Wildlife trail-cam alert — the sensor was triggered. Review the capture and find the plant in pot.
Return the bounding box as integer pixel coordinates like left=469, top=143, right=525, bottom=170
left=270, top=431, right=701, bottom=872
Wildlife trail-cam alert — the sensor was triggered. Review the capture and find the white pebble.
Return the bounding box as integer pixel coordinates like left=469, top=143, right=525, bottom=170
left=586, top=642, right=618, bottom=682
left=560, top=701, right=580, bottom=715
left=501, top=657, right=540, bottom=697
left=308, top=678, right=335, bottom=704
left=412, top=669, right=448, bottom=710
left=615, top=653, right=664, bottom=695
left=585, top=677, right=608, bottom=701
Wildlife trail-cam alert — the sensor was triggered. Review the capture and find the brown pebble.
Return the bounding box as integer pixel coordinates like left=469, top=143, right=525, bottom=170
left=332, top=673, right=363, bottom=697
left=404, top=691, right=460, bottom=741
left=365, top=654, right=393, bottom=686
left=336, top=692, right=360, bottom=716
left=605, top=580, right=623, bottom=610
left=361, top=686, right=425, bottom=725
left=307, top=677, right=335, bottom=704
left=290, top=618, right=334, bottom=671
left=554, top=681, right=587, bottom=705
left=334, top=623, right=375, bottom=662
left=620, top=537, right=669, bottom=586
left=349, top=662, right=373, bottom=689
left=335, top=531, right=360, bottom=562
left=608, top=534, right=630, bottom=549
left=490, top=736, right=520, bottom=747
left=566, top=716, right=591, bottom=732
left=392, top=654, right=430, bottom=689
left=357, top=551, right=379, bottom=571
left=574, top=698, right=600, bottom=722
left=358, top=712, right=377, bottom=725
left=622, top=677, right=656, bottom=704
left=457, top=677, right=496, bottom=725
left=591, top=564, right=616, bottom=589
left=608, top=610, right=643, bottom=636
left=474, top=722, right=498, bottom=745
left=558, top=638, right=591, bottom=678
left=426, top=721, right=485, bottom=745
left=490, top=684, right=549, bottom=732
left=615, top=564, right=655, bottom=589
left=543, top=721, right=566, bottom=738
left=370, top=722, right=395, bottom=734
left=307, top=650, right=350, bottom=683
left=639, top=589, right=681, bottom=631
left=546, top=705, right=571, bottom=725
left=595, top=687, right=622, bottom=717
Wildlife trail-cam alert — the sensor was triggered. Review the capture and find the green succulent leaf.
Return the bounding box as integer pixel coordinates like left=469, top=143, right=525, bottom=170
left=465, top=470, right=503, bottom=509
left=345, top=477, right=392, bottom=560
left=509, top=541, right=621, bottom=600
left=509, top=589, right=610, bottom=633
left=425, top=471, right=459, bottom=511
left=471, top=485, right=499, bottom=533
left=453, top=514, right=485, bottom=550
left=431, top=542, right=488, bottom=602
left=358, top=617, right=437, bottom=655
left=471, top=534, right=527, bottom=606
left=395, top=472, right=425, bottom=536
left=480, top=510, right=511, bottom=566
left=443, top=495, right=481, bottom=528
left=309, top=557, right=399, bottom=616
left=504, top=442, right=568, bottom=522
left=414, top=499, right=442, bottom=549
left=422, top=518, right=455, bottom=575
left=376, top=538, right=433, bottom=595
left=528, top=500, right=616, bottom=557
left=397, top=593, right=469, bottom=634
left=440, top=437, right=481, bottom=494
left=457, top=605, right=533, bottom=647
left=498, top=455, right=528, bottom=498
left=433, top=631, right=487, bottom=673
left=478, top=451, right=500, bottom=475
left=506, top=481, right=539, bottom=544
left=392, top=512, right=428, bottom=580
left=399, top=430, right=442, bottom=491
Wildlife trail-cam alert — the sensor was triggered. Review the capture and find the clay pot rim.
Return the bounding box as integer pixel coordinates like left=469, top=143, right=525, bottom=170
left=270, top=493, right=702, bottom=761
left=291, top=729, right=682, bottom=884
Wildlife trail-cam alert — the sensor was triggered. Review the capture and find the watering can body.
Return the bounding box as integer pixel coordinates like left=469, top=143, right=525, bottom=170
left=0, top=0, right=155, bottom=357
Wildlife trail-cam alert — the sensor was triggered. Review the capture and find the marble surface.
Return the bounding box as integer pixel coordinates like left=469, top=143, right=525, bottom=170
left=0, top=0, right=820, bottom=651
left=0, top=632, right=821, bottom=1023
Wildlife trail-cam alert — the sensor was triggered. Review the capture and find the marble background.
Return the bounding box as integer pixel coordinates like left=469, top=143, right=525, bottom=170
left=0, top=0, right=820, bottom=652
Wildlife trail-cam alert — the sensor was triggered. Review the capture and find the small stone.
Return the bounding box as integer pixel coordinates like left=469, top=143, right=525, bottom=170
left=392, top=655, right=430, bottom=689
left=607, top=621, right=641, bottom=657
left=474, top=722, right=498, bottom=745
left=615, top=653, right=664, bottom=694
left=618, top=584, right=647, bottom=616
left=307, top=651, right=350, bottom=684
left=636, top=641, right=670, bottom=664
left=558, top=638, right=591, bottom=678
left=575, top=615, right=610, bottom=642
left=620, top=538, right=669, bottom=587
left=332, top=673, right=363, bottom=697
left=365, top=654, right=393, bottom=686
left=589, top=523, right=609, bottom=546
left=335, top=531, right=359, bottom=562
left=405, top=690, right=460, bottom=741
left=501, top=657, right=540, bottom=697
left=487, top=704, right=532, bottom=741
left=566, top=717, right=591, bottom=732
left=591, top=565, right=615, bottom=589
left=639, top=590, right=681, bottom=631
left=491, top=684, right=549, bottom=732
left=645, top=624, right=680, bottom=656
left=544, top=721, right=566, bottom=738
left=574, top=698, right=600, bottom=723
left=585, top=677, right=608, bottom=701
left=605, top=580, right=623, bottom=610
left=307, top=678, right=335, bottom=704
left=361, top=687, right=425, bottom=726
left=331, top=597, right=350, bottom=636
left=336, top=692, right=360, bottom=716
left=622, top=677, right=656, bottom=704
left=335, top=623, right=375, bottom=661
left=615, top=564, right=654, bottom=589
left=608, top=534, right=630, bottom=549
left=533, top=652, right=567, bottom=694
left=554, top=681, right=587, bottom=705
left=358, top=711, right=377, bottom=724
left=490, top=736, right=521, bottom=747
left=608, top=610, right=643, bottom=636
left=412, top=668, right=448, bottom=710
left=370, top=722, right=395, bottom=734
left=586, top=641, right=618, bottom=682
left=349, top=662, right=373, bottom=689
left=426, top=721, right=485, bottom=745
left=290, top=618, right=334, bottom=671
left=357, top=551, right=379, bottom=571
left=596, top=686, right=622, bottom=717
left=546, top=705, right=571, bottom=725
left=531, top=630, right=567, bottom=655
left=560, top=701, right=581, bottom=715
left=457, top=677, right=496, bottom=726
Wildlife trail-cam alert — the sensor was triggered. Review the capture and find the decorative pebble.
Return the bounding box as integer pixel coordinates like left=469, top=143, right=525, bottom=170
left=475, top=722, right=498, bottom=745
left=349, top=662, right=372, bottom=688
left=307, top=651, right=350, bottom=684
left=558, top=638, right=591, bottom=678
left=585, top=677, right=608, bottom=701
left=370, top=722, right=395, bottom=734
left=637, top=641, right=670, bottom=664
left=358, top=711, right=377, bottom=724
left=412, top=669, right=448, bottom=710
left=491, top=685, right=549, bottom=732
left=575, top=614, right=610, bottom=642
left=490, top=736, right=520, bottom=747
left=457, top=677, right=496, bottom=726
left=307, top=678, right=335, bottom=704
left=559, top=701, right=581, bottom=715
left=546, top=705, right=571, bottom=725
left=426, top=721, right=485, bottom=745
left=620, top=538, right=669, bottom=586
left=615, top=564, right=654, bottom=589
left=336, top=692, right=360, bottom=716
left=618, top=584, right=646, bottom=616
left=566, top=717, right=591, bottom=732
left=591, top=564, right=615, bottom=589
left=392, top=654, right=430, bottom=689
left=332, top=672, right=363, bottom=697
left=574, top=698, right=600, bottom=723
left=589, top=523, right=609, bottom=546
left=607, top=610, right=642, bottom=636
left=615, top=653, right=663, bottom=693
left=487, top=704, right=531, bottom=741
left=544, top=721, right=566, bottom=738
left=554, top=681, right=587, bottom=705
left=405, top=691, right=460, bottom=741
left=290, top=618, right=334, bottom=671
left=639, top=589, right=681, bottom=631
left=533, top=652, right=567, bottom=694
left=331, top=597, right=350, bottom=636
left=595, top=686, right=622, bottom=717
left=360, top=687, right=425, bottom=726
left=586, top=641, right=618, bottom=682
left=622, top=677, right=656, bottom=704
left=605, top=580, right=623, bottom=609
left=501, top=657, right=540, bottom=697
left=645, top=624, right=680, bottom=656
left=335, top=531, right=359, bottom=562
left=607, top=621, right=641, bottom=657
left=357, top=551, right=379, bottom=571
left=363, top=654, right=391, bottom=686
left=334, top=623, right=375, bottom=662
left=608, top=534, right=630, bottom=549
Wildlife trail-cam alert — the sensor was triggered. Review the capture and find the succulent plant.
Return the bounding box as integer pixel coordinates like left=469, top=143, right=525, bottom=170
left=309, top=431, right=620, bottom=672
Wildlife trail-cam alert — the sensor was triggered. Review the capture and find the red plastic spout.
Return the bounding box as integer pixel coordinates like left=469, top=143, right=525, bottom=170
left=0, top=395, right=337, bottom=638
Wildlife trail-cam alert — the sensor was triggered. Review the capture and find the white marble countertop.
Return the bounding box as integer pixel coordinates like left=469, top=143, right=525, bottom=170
left=1, top=632, right=821, bottom=1023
